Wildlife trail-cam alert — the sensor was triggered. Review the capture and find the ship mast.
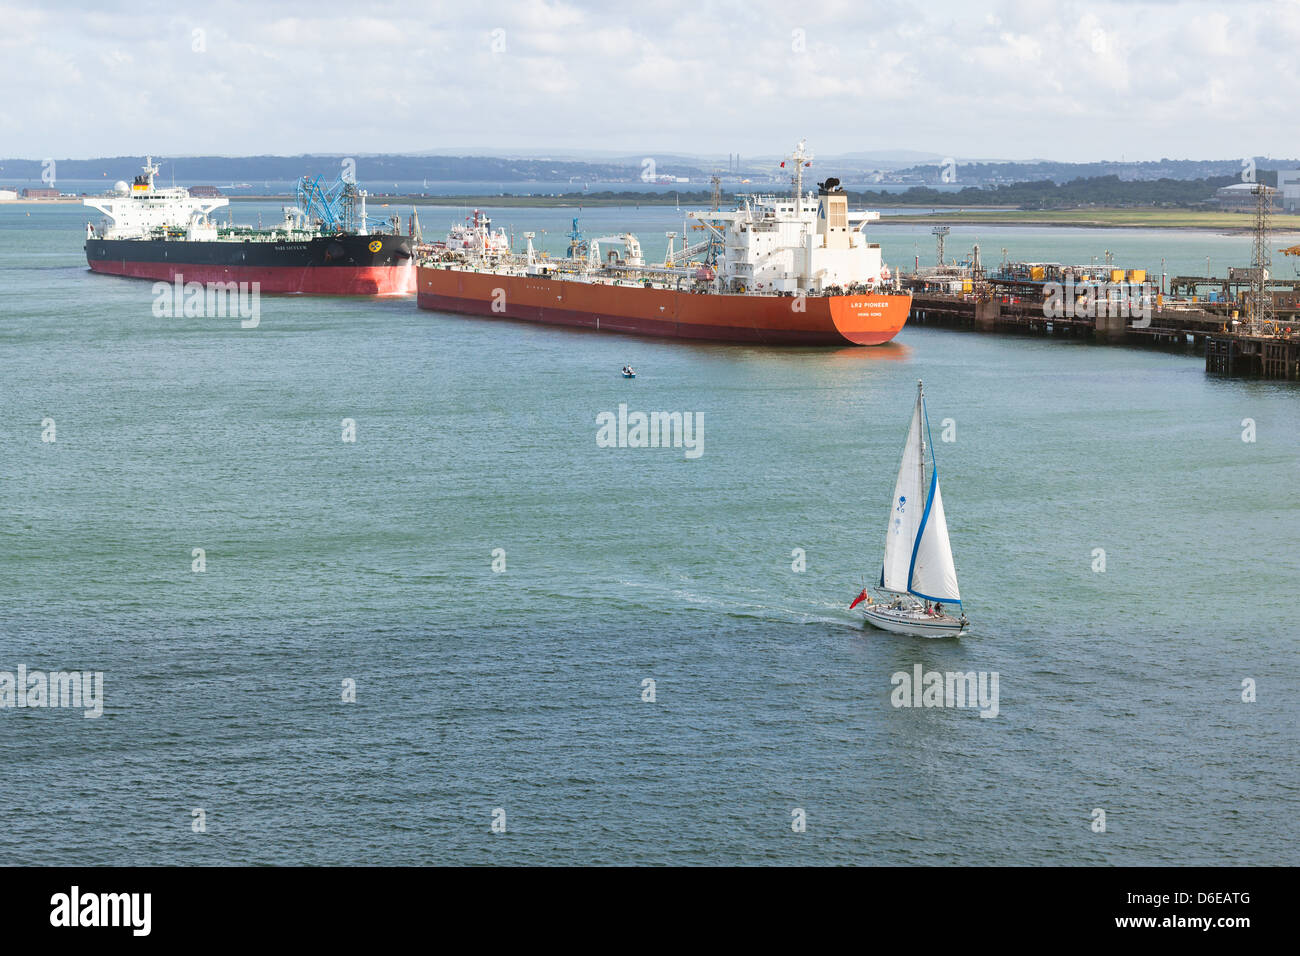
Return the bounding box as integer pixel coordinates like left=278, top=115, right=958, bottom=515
left=785, top=140, right=813, bottom=215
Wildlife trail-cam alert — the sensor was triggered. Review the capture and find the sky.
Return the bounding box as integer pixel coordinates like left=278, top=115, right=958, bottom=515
left=2, top=0, right=1298, bottom=162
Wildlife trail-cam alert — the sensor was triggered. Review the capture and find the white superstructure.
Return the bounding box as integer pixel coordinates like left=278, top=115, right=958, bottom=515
left=84, top=157, right=228, bottom=240
left=687, top=140, right=889, bottom=294
left=422, top=141, right=893, bottom=298
left=442, top=210, right=510, bottom=257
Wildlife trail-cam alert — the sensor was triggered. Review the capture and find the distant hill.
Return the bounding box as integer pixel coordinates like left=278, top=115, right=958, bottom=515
left=0, top=154, right=709, bottom=184
left=2, top=154, right=1295, bottom=201
left=846, top=174, right=1261, bottom=208
left=890, top=158, right=1299, bottom=186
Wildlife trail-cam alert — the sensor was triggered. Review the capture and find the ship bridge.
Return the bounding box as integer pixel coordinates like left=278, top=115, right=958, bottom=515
left=84, top=156, right=227, bottom=240
left=680, top=140, right=887, bottom=294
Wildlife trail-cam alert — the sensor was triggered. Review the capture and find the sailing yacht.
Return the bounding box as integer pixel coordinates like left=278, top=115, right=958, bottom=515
left=854, top=380, right=969, bottom=638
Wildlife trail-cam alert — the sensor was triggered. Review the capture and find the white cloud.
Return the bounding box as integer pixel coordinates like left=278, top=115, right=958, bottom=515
left=0, top=0, right=1296, bottom=161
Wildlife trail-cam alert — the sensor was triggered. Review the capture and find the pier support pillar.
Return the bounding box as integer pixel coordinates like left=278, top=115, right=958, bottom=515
left=1095, top=311, right=1128, bottom=343
left=975, top=299, right=1000, bottom=332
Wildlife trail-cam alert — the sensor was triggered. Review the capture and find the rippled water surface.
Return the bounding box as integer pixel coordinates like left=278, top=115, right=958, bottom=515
left=1, top=202, right=1296, bottom=864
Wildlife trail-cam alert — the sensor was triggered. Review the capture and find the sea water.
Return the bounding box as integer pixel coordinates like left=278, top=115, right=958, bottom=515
left=0, top=201, right=1295, bottom=864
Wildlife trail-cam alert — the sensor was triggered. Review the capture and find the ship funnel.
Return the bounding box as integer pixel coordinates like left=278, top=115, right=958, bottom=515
left=816, top=185, right=851, bottom=250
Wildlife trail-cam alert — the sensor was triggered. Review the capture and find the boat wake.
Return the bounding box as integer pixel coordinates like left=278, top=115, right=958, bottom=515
left=615, top=577, right=859, bottom=629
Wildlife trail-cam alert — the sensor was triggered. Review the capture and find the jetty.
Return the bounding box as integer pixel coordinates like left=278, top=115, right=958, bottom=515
left=901, top=258, right=1300, bottom=381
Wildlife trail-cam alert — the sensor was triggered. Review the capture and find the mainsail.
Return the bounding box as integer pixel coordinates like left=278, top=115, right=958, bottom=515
left=880, top=390, right=925, bottom=592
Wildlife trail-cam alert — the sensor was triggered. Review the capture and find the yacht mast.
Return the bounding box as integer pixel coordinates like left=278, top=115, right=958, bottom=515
left=917, top=380, right=927, bottom=512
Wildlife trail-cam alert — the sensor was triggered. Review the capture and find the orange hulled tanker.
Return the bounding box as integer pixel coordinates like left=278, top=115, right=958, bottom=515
left=416, top=142, right=911, bottom=345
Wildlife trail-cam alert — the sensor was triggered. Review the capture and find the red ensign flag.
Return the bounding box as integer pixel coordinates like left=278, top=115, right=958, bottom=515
left=849, top=588, right=867, bottom=610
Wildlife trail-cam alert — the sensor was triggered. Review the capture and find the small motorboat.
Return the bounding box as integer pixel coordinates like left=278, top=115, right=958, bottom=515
left=621, top=366, right=636, bottom=378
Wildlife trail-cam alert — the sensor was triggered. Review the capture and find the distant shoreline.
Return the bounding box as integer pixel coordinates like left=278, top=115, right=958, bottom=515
left=228, top=194, right=720, bottom=208
left=242, top=195, right=1290, bottom=232
left=12, top=194, right=1293, bottom=233
left=225, top=194, right=1021, bottom=210
left=0, top=197, right=83, bottom=204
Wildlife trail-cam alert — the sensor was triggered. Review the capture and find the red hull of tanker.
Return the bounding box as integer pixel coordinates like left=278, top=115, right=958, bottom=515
left=417, top=268, right=910, bottom=345
left=87, top=259, right=416, bottom=295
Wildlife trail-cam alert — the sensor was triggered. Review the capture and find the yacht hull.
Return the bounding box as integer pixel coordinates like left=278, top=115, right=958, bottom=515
left=862, top=604, right=967, bottom=638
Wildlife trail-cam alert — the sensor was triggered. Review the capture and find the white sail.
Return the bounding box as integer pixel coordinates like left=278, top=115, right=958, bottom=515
left=909, top=475, right=961, bottom=603
left=881, top=392, right=925, bottom=592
